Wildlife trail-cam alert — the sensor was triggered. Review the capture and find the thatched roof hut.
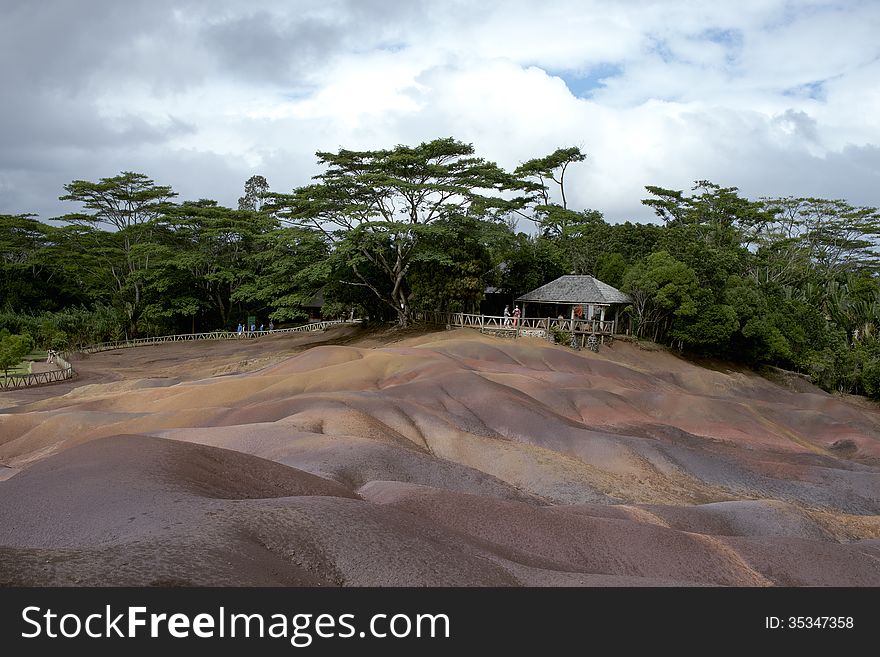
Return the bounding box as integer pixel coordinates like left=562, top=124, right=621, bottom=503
left=516, top=275, right=631, bottom=327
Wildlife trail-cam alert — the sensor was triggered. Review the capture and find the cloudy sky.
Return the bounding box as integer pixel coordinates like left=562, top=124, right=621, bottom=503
left=2, top=0, right=879, bottom=224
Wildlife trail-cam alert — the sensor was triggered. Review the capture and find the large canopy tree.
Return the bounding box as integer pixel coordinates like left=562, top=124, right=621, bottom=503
left=59, top=172, right=177, bottom=336
left=0, top=214, right=55, bottom=310
left=757, top=197, right=880, bottom=283
left=232, top=225, right=329, bottom=323
left=514, top=146, right=588, bottom=237
left=408, top=214, right=507, bottom=314
left=159, top=199, right=277, bottom=329
left=643, top=180, right=771, bottom=250
left=623, top=250, right=700, bottom=342
left=268, top=137, right=528, bottom=325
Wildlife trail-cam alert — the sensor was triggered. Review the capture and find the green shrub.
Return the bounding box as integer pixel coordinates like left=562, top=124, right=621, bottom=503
left=550, top=327, right=570, bottom=344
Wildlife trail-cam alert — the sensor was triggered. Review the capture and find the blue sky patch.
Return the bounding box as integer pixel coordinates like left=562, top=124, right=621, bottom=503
left=554, top=63, right=624, bottom=98
left=783, top=80, right=826, bottom=101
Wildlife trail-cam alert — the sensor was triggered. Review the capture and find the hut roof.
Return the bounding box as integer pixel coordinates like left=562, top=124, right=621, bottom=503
left=516, top=275, right=631, bottom=305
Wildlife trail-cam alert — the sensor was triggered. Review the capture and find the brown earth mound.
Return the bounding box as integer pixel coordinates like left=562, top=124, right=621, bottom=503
left=1, top=326, right=878, bottom=585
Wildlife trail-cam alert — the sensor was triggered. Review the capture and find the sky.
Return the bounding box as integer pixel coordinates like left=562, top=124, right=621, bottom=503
left=1, top=0, right=879, bottom=225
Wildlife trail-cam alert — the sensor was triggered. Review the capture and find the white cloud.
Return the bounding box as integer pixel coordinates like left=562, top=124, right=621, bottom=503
left=2, top=0, right=879, bottom=222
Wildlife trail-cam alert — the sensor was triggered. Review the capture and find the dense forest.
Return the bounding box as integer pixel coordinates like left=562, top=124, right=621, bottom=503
left=1, top=138, right=879, bottom=398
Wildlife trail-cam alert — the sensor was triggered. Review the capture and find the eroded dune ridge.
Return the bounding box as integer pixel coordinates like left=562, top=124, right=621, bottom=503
left=1, top=327, right=879, bottom=586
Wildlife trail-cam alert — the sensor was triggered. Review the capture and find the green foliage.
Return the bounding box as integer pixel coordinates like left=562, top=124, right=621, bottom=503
left=269, top=137, right=530, bottom=325
left=860, top=340, right=880, bottom=399
left=232, top=226, right=329, bottom=322
left=595, top=252, right=627, bottom=289
left=237, top=175, right=270, bottom=213
left=549, top=326, right=570, bottom=345
left=0, top=331, right=35, bottom=377
left=3, top=149, right=880, bottom=400
left=0, top=214, right=88, bottom=311
left=408, top=215, right=500, bottom=313
left=623, top=251, right=700, bottom=341
left=643, top=180, right=771, bottom=249
left=515, top=146, right=586, bottom=213
left=497, top=233, right=566, bottom=300
left=59, top=172, right=179, bottom=336
left=323, top=232, right=395, bottom=323
left=161, top=199, right=279, bottom=328
left=0, top=306, right=126, bottom=350
left=670, top=299, right=739, bottom=351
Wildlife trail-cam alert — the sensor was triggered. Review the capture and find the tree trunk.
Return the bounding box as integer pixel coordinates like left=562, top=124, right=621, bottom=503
left=394, top=288, right=409, bottom=327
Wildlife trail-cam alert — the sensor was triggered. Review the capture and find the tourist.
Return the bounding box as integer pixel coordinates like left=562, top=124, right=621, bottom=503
left=237, top=323, right=243, bottom=336
left=259, top=324, right=264, bottom=332
left=268, top=321, right=274, bottom=331
left=503, top=305, right=511, bottom=326
left=513, top=306, right=521, bottom=326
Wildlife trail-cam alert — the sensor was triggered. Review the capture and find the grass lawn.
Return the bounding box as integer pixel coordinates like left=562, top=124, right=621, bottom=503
left=1, top=351, right=45, bottom=378
left=2, top=361, right=32, bottom=376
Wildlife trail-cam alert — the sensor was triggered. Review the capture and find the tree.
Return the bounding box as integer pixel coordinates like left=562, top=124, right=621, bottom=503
left=603, top=221, right=663, bottom=265
left=497, top=232, right=566, bottom=301
left=514, top=147, right=589, bottom=238
left=622, top=251, right=700, bottom=342
left=515, top=146, right=586, bottom=211
left=557, top=209, right=608, bottom=274
left=160, top=200, right=277, bottom=329
left=0, top=330, right=34, bottom=378
left=408, top=214, right=505, bottom=313
left=762, top=197, right=879, bottom=282
left=669, top=296, right=739, bottom=352
left=268, top=137, right=528, bottom=326
left=238, top=175, right=270, bottom=212
left=232, top=225, right=329, bottom=322
left=60, top=171, right=177, bottom=233
left=59, top=172, right=177, bottom=336
left=0, top=214, right=51, bottom=310
left=595, top=252, right=627, bottom=288
left=643, top=181, right=770, bottom=249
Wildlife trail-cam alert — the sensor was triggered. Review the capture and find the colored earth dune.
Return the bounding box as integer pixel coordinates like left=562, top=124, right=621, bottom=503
left=1, top=326, right=878, bottom=586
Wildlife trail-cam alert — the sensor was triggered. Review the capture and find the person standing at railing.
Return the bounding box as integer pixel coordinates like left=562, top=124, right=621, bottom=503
left=513, top=306, right=521, bottom=327
left=503, top=305, right=511, bottom=326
